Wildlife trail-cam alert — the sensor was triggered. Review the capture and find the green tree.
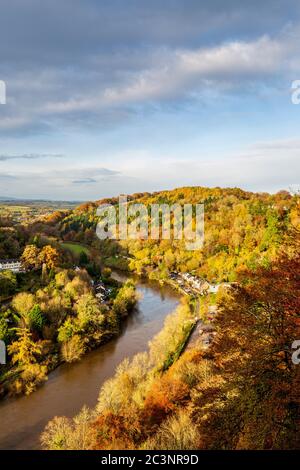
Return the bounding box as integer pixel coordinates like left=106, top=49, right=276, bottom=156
left=57, top=318, right=78, bottom=342
left=79, top=251, right=89, bottom=266
left=28, top=305, right=45, bottom=332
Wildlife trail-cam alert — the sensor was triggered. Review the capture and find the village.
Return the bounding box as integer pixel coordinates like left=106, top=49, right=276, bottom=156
left=169, top=271, right=229, bottom=296
left=168, top=272, right=232, bottom=350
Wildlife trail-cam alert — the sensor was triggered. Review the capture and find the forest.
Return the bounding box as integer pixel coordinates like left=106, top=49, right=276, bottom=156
left=55, top=187, right=299, bottom=281
left=0, top=185, right=299, bottom=449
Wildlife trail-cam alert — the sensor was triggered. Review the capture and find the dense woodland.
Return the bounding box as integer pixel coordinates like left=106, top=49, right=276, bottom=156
left=55, top=187, right=299, bottom=281
left=0, top=186, right=299, bottom=449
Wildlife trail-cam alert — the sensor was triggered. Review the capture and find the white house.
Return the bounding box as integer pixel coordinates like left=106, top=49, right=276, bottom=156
left=208, top=285, right=220, bottom=294
left=0, top=259, right=24, bottom=273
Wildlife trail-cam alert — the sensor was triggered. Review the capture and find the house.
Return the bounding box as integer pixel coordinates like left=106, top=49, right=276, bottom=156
left=94, top=280, right=111, bottom=302
left=208, top=284, right=220, bottom=294
left=0, top=259, right=25, bottom=273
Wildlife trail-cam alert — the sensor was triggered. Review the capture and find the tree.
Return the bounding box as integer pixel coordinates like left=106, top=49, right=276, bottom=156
left=28, top=305, right=45, bottom=332
left=12, top=292, right=35, bottom=318
left=8, top=328, right=43, bottom=366
left=0, top=270, right=17, bottom=296
left=191, top=236, right=300, bottom=450
left=57, top=318, right=78, bottom=343
left=112, top=281, right=137, bottom=318
left=79, top=251, right=89, bottom=266
left=38, top=245, right=60, bottom=270
left=142, top=410, right=199, bottom=450
left=61, top=335, right=85, bottom=363
left=0, top=317, right=8, bottom=342
left=41, top=407, right=95, bottom=450
left=55, top=270, right=70, bottom=288
left=76, top=293, right=104, bottom=329
left=21, top=244, right=41, bottom=270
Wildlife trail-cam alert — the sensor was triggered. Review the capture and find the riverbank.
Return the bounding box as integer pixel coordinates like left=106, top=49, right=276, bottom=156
left=0, top=271, right=138, bottom=401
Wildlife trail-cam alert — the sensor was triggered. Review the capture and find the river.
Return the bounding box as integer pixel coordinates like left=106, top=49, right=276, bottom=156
left=0, top=273, right=180, bottom=450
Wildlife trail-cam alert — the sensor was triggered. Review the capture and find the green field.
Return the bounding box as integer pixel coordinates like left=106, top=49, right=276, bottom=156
left=61, top=242, right=90, bottom=256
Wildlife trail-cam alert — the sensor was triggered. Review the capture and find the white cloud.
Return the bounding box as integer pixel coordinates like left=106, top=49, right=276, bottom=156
left=0, top=23, right=299, bottom=133
left=40, top=27, right=300, bottom=117
left=1, top=137, right=298, bottom=198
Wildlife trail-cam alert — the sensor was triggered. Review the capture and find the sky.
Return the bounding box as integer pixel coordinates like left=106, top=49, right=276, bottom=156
left=0, top=0, right=300, bottom=200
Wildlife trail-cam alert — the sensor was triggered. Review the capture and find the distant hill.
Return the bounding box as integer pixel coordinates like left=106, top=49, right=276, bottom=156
left=0, top=196, right=17, bottom=201
left=57, top=185, right=299, bottom=282
left=0, top=197, right=82, bottom=208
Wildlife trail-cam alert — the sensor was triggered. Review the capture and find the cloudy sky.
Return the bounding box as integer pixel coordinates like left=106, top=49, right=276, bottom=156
left=0, top=0, right=300, bottom=200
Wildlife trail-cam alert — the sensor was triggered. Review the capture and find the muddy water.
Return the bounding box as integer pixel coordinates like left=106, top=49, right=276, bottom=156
left=0, top=273, right=180, bottom=449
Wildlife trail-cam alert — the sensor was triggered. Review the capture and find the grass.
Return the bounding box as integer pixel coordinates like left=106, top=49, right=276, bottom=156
left=61, top=242, right=90, bottom=256
left=161, top=321, right=196, bottom=372
left=103, top=256, right=129, bottom=271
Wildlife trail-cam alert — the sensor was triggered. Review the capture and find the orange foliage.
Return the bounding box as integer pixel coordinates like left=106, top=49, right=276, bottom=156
left=92, top=412, right=141, bottom=450
left=143, top=376, right=189, bottom=426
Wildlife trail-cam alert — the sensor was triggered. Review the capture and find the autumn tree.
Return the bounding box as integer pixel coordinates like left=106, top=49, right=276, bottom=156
left=21, top=244, right=41, bottom=270
left=12, top=292, right=35, bottom=318
left=38, top=245, right=60, bottom=270
left=8, top=328, right=43, bottom=366
left=76, top=293, right=105, bottom=329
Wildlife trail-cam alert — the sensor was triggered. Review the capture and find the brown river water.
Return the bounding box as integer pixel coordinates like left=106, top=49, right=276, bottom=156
left=0, top=272, right=180, bottom=449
